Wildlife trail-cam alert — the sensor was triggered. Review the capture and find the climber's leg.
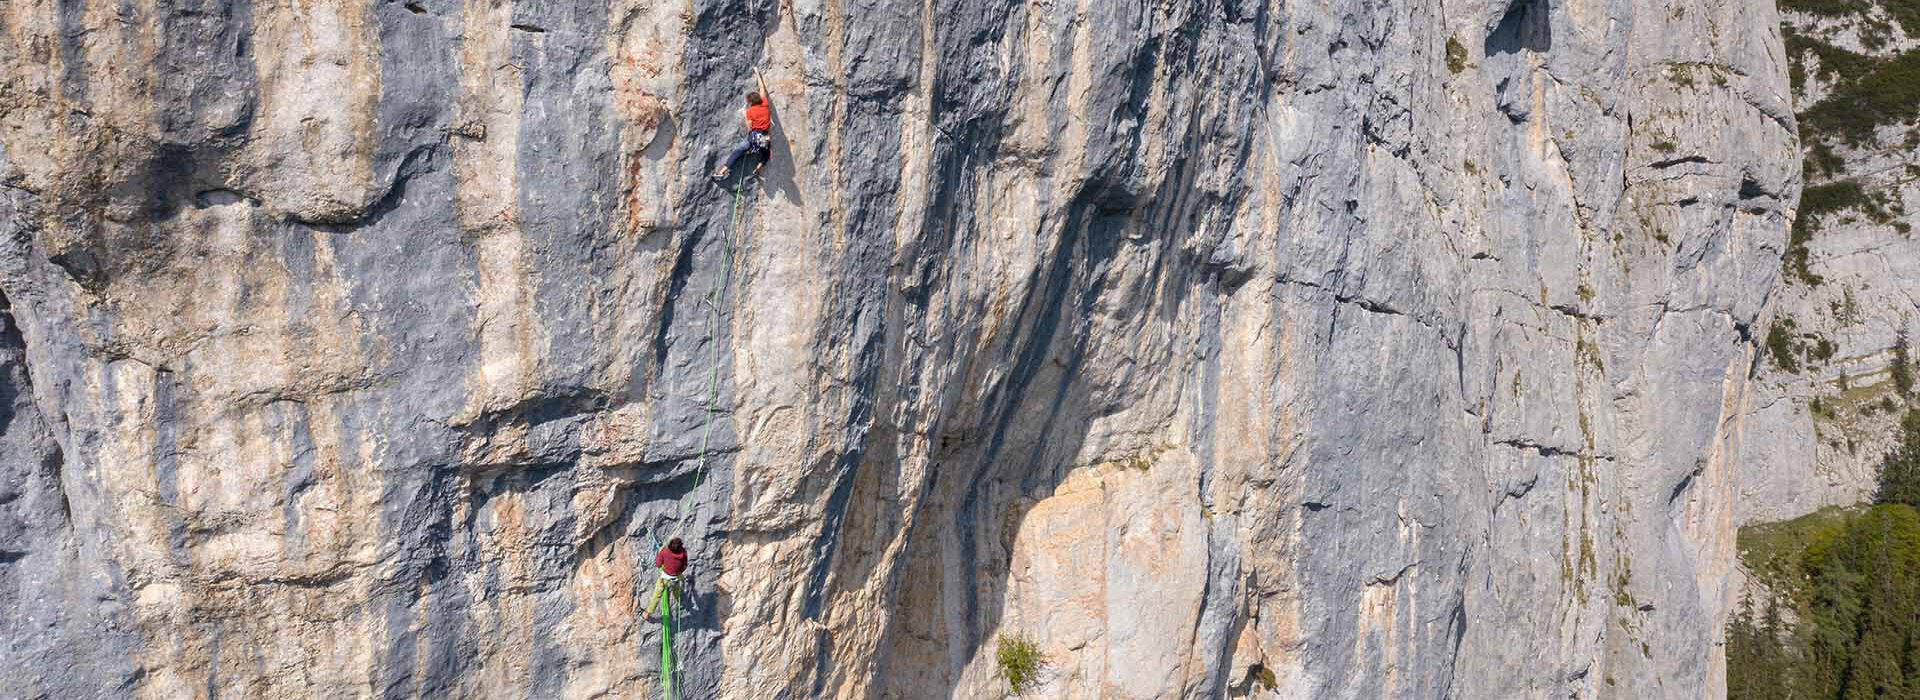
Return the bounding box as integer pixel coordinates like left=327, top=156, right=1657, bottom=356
left=645, top=571, right=680, bottom=621
left=713, top=135, right=756, bottom=180
left=644, top=574, right=667, bottom=621
left=748, top=131, right=772, bottom=179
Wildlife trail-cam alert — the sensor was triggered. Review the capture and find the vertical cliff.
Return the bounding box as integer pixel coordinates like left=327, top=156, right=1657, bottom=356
left=0, top=0, right=1795, bottom=697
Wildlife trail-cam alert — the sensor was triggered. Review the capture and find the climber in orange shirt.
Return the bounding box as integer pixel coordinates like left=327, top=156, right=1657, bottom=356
left=712, top=91, right=772, bottom=182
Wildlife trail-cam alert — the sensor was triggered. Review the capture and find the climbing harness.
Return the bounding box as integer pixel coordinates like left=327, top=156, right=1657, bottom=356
left=648, top=179, right=747, bottom=700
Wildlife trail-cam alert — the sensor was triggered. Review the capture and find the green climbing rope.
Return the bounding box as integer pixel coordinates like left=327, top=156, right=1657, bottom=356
left=680, top=182, right=743, bottom=526
left=652, top=180, right=746, bottom=700
left=660, top=587, right=677, bottom=700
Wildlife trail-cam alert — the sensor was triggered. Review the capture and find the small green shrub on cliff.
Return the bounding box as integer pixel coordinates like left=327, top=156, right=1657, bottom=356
left=1810, top=396, right=1832, bottom=419
left=996, top=633, right=1048, bottom=695
left=1810, top=336, right=1837, bottom=363
left=1805, top=144, right=1845, bottom=180
left=1769, top=319, right=1804, bottom=374
left=1445, top=37, right=1469, bottom=74
left=1894, top=331, right=1913, bottom=397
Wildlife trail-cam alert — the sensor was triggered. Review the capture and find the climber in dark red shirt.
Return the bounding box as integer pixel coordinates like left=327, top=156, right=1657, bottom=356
left=645, top=538, right=689, bottom=622
left=657, top=538, right=689, bottom=576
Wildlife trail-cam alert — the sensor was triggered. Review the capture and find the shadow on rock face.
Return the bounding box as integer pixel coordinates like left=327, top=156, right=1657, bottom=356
left=1484, top=0, right=1554, bottom=123
left=1485, top=0, right=1551, bottom=56
left=757, top=102, right=805, bottom=207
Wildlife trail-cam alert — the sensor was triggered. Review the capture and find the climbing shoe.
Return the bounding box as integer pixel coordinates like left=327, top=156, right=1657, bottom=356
left=710, top=166, right=729, bottom=181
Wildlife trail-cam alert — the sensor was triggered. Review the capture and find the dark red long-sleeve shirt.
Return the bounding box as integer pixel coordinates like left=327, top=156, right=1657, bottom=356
left=657, top=545, right=688, bottom=577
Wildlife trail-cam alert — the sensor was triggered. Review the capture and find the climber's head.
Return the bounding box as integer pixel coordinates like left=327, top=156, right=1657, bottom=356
left=668, top=537, right=685, bottom=554
left=746, top=92, right=764, bottom=106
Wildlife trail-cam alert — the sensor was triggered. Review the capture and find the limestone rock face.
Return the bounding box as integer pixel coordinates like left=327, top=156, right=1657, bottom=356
left=0, top=0, right=1795, bottom=698
left=1737, top=5, right=1920, bottom=526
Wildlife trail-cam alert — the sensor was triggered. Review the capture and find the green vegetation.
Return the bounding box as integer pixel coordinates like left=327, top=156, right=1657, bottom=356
left=996, top=633, right=1049, bottom=695
left=1896, top=331, right=1914, bottom=397
left=1770, top=318, right=1806, bottom=374
left=1802, top=182, right=1878, bottom=223
left=1783, top=27, right=1874, bottom=96
left=1730, top=412, right=1920, bottom=699
left=1446, top=36, right=1469, bottom=74
left=1781, top=0, right=1920, bottom=49
left=1806, top=143, right=1846, bottom=181
left=1812, top=336, right=1838, bottom=363
left=1786, top=215, right=1825, bottom=285
left=1780, top=12, right=1920, bottom=286
left=1833, top=287, right=1864, bottom=327
left=1577, top=336, right=1606, bottom=373
left=1880, top=410, right=1920, bottom=507
left=1780, top=0, right=1920, bottom=37
left=1740, top=506, right=1856, bottom=593
left=1789, top=180, right=1899, bottom=285
left=1729, top=503, right=1920, bottom=700
left=1669, top=63, right=1698, bottom=88
left=1664, top=61, right=1732, bottom=89
left=1799, top=44, right=1920, bottom=145
left=1253, top=664, right=1278, bottom=690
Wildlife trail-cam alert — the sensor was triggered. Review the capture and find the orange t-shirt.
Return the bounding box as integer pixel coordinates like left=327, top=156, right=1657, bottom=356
left=745, top=103, right=770, bottom=132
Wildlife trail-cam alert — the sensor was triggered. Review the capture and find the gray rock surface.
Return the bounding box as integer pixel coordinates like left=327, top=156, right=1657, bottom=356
left=0, top=0, right=1796, bottom=697
left=0, top=283, right=142, bottom=696
left=1737, top=4, right=1920, bottom=526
